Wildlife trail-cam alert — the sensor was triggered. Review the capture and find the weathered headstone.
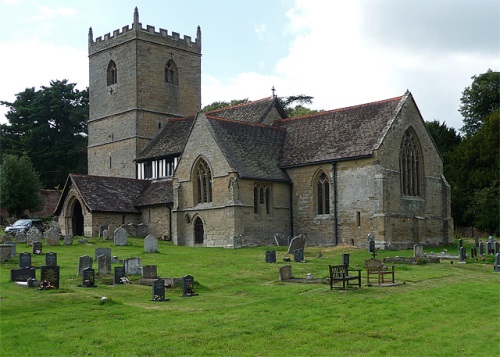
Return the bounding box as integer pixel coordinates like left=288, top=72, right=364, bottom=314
left=342, top=253, right=350, bottom=269
left=45, top=252, right=57, bottom=266
left=127, top=223, right=138, bottom=237
left=45, top=227, right=59, bottom=246
left=274, top=233, right=290, bottom=247
left=474, top=236, right=479, bottom=248
left=494, top=253, right=500, bottom=272
left=63, top=234, right=73, bottom=246
left=32, top=241, right=42, bottom=255
left=287, top=235, right=305, bottom=253
left=182, top=275, right=198, bottom=297
left=293, top=248, right=304, bottom=262
left=470, top=247, right=477, bottom=259
left=10, top=267, right=36, bottom=282
left=82, top=267, right=96, bottom=287
left=265, top=250, right=276, bottom=263
left=369, top=240, right=376, bottom=253
left=152, top=279, right=169, bottom=301
left=97, top=254, right=111, bottom=275
left=142, top=265, right=158, bottom=279
left=26, top=227, right=41, bottom=246
left=459, top=247, right=466, bottom=262
left=40, top=265, right=60, bottom=289
left=15, top=231, right=27, bottom=243
left=0, top=244, right=11, bottom=262
left=279, top=265, right=292, bottom=281
left=95, top=248, right=112, bottom=261
left=486, top=241, right=492, bottom=255
left=4, top=241, right=16, bottom=258
left=98, top=225, right=107, bottom=238
left=114, top=227, right=128, bottom=246
left=137, top=223, right=148, bottom=238
left=144, top=235, right=158, bottom=253
left=77, top=255, right=93, bottom=276
left=232, top=234, right=244, bottom=249
left=114, top=266, right=125, bottom=284
left=495, top=242, right=500, bottom=255
left=102, top=229, right=108, bottom=240
left=19, top=252, right=31, bottom=268
left=413, top=244, right=424, bottom=258
left=479, top=242, right=485, bottom=256
left=458, top=238, right=463, bottom=251
left=124, top=257, right=142, bottom=275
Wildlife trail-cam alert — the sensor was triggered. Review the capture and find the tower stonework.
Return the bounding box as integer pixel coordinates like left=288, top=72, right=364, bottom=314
left=87, top=8, right=201, bottom=178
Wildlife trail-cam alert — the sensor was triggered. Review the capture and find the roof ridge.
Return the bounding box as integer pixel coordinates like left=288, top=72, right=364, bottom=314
left=206, top=97, right=273, bottom=114
left=205, top=114, right=285, bottom=131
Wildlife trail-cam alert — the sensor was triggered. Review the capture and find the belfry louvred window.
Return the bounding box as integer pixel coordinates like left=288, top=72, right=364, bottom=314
left=400, top=128, right=422, bottom=197
left=107, top=60, right=117, bottom=85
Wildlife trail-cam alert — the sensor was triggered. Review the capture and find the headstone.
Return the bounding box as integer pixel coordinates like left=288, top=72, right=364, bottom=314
left=127, top=223, right=138, bottom=237
left=124, top=257, right=142, bottom=275
left=413, top=244, right=424, bottom=258
left=474, top=236, right=479, bottom=248
left=10, top=267, right=36, bottom=282
left=98, top=225, right=107, bottom=237
left=82, top=267, right=96, bottom=287
left=97, top=254, right=111, bottom=275
left=494, top=253, right=500, bottom=272
left=279, top=265, right=292, bottom=281
left=265, top=250, right=276, bottom=263
left=182, top=275, right=198, bottom=297
left=45, top=227, right=59, bottom=246
left=102, top=229, right=108, bottom=240
left=15, top=231, right=27, bottom=243
left=114, top=266, right=126, bottom=284
left=458, top=238, right=463, bottom=251
left=144, top=235, right=158, bottom=253
left=274, top=233, right=290, bottom=247
left=152, top=279, right=169, bottom=301
left=142, top=265, right=158, bottom=279
left=287, top=234, right=305, bottom=253
left=470, top=247, right=477, bottom=259
left=114, top=227, right=128, bottom=246
left=40, top=265, right=60, bottom=289
left=78, top=255, right=93, bottom=276
left=342, top=253, right=350, bottom=269
left=459, top=247, right=466, bottom=262
left=32, top=241, right=42, bottom=255
left=479, top=242, right=485, bottom=256
left=232, top=234, right=244, bottom=249
left=26, top=227, right=41, bottom=246
left=19, top=252, right=32, bottom=268
left=63, top=234, right=73, bottom=246
left=369, top=240, right=376, bottom=253
left=45, top=252, right=57, bottom=266
left=4, top=241, right=16, bottom=258
left=137, top=223, right=148, bottom=238
left=367, top=232, right=375, bottom=241
left=495, top=242, right=500, bottom=255
left=486, top=241, right=492, bottom=255
left=95, top=248, right=112, bottom=261
left=293, top=248, right=304, bottom=262
left=0, top=244, right=11, bottom=262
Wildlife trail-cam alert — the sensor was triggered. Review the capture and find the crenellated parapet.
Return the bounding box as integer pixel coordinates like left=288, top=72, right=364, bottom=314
left=88, top=7, right=201, bottom=55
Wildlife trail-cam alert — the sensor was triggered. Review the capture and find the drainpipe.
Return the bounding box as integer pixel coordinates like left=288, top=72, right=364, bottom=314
left=332, top=162, right=339, bottom=246
left=167, top=204, right=172, bottom=240
left=289, top=181, right=294, bottom=237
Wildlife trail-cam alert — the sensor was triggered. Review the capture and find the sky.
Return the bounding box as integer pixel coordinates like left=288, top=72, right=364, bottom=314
left=1, top=0, right=499, bottom=131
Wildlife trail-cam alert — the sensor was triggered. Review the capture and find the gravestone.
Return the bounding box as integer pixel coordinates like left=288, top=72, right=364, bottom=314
left=152, top=279, right=169, bottom=301
left=142, top=265, right=158, bottom=279
left=98, top=225, right=107, bottom=238
left=114, top=227, right=128, bottom=246
left=369, top=240, right=376, bottom=254
left=102, top=229, right=108, bottom=240
left=0, top=244, right=11, bottom=262
left=232, top=234, right=244, bottom=249
left=15, top=231, right=27, bottom=243
left=97, top=254, right=111, bottom=275
left=293, top=248, right=304, bottom=262
left=124, top=257, right=142, bottom=275
left=470, top=247, right=477, bottom=259
left=40, top=265, right=60, bottom=289
left=144, top=235, right=158, bottom=253
left=32, top=241, right=42, bottom=255
left=488, top=236, right=495, bottom=246
left=474, top=236, right=479, bottom=248
left=45, top=227, right=59, bottom=246
left=479, top=242, right=484, bottom=256
left=182, top=275, right=198, bottom=297
left=26, top=227, right=42, bottom=246
left=77, top=255, right=93, bottom=276
left=114, top=266, right=126, bottom=284
left=279, top=265, right=293, bottom=281
left=95, top=248, right=112, bottom=261
left=137, top=223, right=148, bottom=238
left=458, top=238, right=463, bottom=251
left=45, top=252, right=57, bottom=266
left=495, top=242, right=500, bottom=255
left=459, top=247, right=466, bottom=262
left=10, top=267, right=36, bottom=282
left=413, top=244, right=424, bottom=258
left=265, top=250, right=276, bottom=263
left=494, top=253, right=500, bottom=272
left=82, top=267, right=96, bottom=287
left=4, top=241, right=16, bottom=258
left=486, top=241, right=492, bottom=255
left=63, top=234, right=73, bottom=246
left=19, top=252, right=31, bottom=268
left=287, top=235, right=305, bottom=253
left=127, top=223, right=138, bottom=237
left=342, top=254, right=350, bottom=269
left=274, top=233, right=290, bottom=247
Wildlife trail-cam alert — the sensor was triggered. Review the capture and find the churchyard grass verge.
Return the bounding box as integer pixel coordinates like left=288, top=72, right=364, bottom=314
left=0, top=237, right=498, bottom=356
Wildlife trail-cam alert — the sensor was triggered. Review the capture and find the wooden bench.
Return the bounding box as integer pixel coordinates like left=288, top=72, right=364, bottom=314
left=329, top=264, right=361, bottom=290
left=364, top=258, right=395, bottom=285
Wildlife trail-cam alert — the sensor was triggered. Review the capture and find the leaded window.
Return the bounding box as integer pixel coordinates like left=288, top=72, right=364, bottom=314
left=317, top=172, right=330, bottom=215
left=400, top=129, right=422, bottom=196
left=195, top=159, right=212, bottom=204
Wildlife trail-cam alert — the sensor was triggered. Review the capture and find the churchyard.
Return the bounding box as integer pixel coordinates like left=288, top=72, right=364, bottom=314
left=0, top=231, right=499, bottom=356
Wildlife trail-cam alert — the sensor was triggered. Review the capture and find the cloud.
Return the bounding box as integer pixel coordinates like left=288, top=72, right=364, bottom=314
left=30, top=4, right=78, bottom=21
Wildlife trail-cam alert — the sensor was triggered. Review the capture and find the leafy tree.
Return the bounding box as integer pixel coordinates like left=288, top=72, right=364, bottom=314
left=0, top=155, right=43, bottom=218
left=425, top=120, right=462, bottom=179
left=1, top=80, right=89, bottom=188
left=203, top=99, right=250, bottom=112
left=459, top=69, right=500, bottom=136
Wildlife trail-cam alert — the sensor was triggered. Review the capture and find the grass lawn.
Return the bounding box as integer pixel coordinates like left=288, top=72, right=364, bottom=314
left=0, top=237, right=499, bottom=356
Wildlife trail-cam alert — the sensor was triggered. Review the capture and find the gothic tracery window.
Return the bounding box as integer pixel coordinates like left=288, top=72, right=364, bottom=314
left=400, top=128, right=422, bottom=197
left=195, top=159, right=212, bottom=204
left=316, top=172, right=330, bottom=215
left=107, top=60, right=117, bottom=86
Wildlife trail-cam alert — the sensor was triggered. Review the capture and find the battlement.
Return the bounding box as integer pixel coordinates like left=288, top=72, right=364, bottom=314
left=88, top=7, right=201, bottom=52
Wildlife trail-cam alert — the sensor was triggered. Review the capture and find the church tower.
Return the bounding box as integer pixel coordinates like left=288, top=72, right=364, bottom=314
left=87, top=8, right=201, bottom=178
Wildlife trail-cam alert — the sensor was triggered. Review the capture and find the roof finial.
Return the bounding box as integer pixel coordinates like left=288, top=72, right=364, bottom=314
left=88, top=27, right=93, bottom=47
left=134, top=7, right=139, bottom=31
left=271, top=86, right=276, bottom=98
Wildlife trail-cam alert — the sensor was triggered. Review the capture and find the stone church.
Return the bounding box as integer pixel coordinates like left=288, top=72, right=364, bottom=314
left=55, top=8, right=453, bottom=249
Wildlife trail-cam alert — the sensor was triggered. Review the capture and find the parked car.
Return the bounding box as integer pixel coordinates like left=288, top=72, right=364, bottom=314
left=5, top=219, right=45, bottom=234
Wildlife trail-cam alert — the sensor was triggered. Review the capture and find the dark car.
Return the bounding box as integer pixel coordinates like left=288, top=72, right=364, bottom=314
left=5, top=219, right=45, bottom=234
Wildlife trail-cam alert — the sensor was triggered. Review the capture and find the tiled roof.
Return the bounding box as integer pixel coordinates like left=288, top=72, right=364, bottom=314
left=134, top=180, right=173, bottom=207
left=136, top=117, right=194, bottom=160
left=276, top=96, right=404, bottom=167
left=206, top=115, right=290, bottom=181
left=206, top=97, right=287, bottom=125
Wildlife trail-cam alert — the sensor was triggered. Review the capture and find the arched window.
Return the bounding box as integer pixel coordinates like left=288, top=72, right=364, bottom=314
left=194, top=217, right=204, bottom=244
left=254, top=184, right=271, bottom=215
left=165, top=60, right=178, bottom=85
left=316, top=172, right=330, bottom=215
left=400, top=128, right=422, bottom=196
left=107, top=60, right=117, bottom=86
left=195, top=159, right=212, bottom=204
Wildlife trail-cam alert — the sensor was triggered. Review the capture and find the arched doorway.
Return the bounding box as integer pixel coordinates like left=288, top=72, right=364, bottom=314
left=72, top=200, right=84, bottom=236
left=194, top=217, right=204, bottom=244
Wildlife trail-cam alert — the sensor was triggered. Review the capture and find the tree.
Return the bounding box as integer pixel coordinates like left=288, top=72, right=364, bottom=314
left=1, top=80, right=89, bottom=188
left=203, top=99, right=250, bottom=112
left=0, top=155, right=43, bottom=218
left=459, top=69, right=500, bottom=136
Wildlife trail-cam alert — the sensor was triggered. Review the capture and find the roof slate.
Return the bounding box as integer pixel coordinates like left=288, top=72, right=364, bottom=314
left=206, top=97, right=287, bottom=125
left=134, top=180, right=173, bottom=207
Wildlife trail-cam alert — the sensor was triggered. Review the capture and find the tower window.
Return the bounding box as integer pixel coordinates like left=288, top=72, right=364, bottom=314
left=107, top=60, right=117, bottom=86
left=165, top=59, right=179, bottom=85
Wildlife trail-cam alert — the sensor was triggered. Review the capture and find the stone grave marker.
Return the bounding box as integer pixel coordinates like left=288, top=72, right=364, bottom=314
left=182, top=275, right=198, bottom=297
left=413, top=244, right=424, bottom=258
left=4, top=241, right=16, bottom=258
left=15, top=231, right=27, bottom=243
left=279, top=265, right=292, bottom=281
left=470, top=247, right=477, bottom=259
left=274, top=233, right=290, bottom=247
left=474, top=236, right=479, bottom=248
left=40, top=265, right=60, bottom=289
left=137, top=223, right=148, bottom=238
left=127, top=223, right=138, bottom=237
left=10, top=267, right=36, bottom=282
left=114, top=227, right=128, bottom=246
left=26, top=227, right=41, bottom=246
left=265, top=250, right=276, bottom=263
left=459, top=247, right=466, bottom=262
left=97, top=254, right=111, bottom=275
left=45, top=252, right=57, bottom=266
left=82, top=267, right=96, bottom=287
left=457, top=238, right=463, bottom=251
left=486, top=241, right=492, bottom=255
left=63, top=234, right=73, bottom=246
left=293, top=248, right=304, bottom=262
left=144, top=235, right=158, bottom=253
left=142, top=265, right=158, bottom=279
left=287, top=234, right=305, bottom=253
left=19, top=252, right=32, bottom=268
left=124, top=257, right=142, bottom=275
left=78, top=255, right=93, bottom=276
left=232, top=234, right=244, bottom=249
left=488, top=236, right=495, bottom=246
left=342, top=253, right=350, bottom=269
left=494, top=253, right=500, bottom=272
left=98, top=225, right=107, bottom=238
left=114, top=266, right=126, bottom=284
left=95, top=248, right=112, bottom=261
left=32, top=241, right=42, bottom=255
left=45, top=227, right=59, bottom=246
left=369, top=240, right=376, bottom=254
left=479, top=242, right=484, bottom=256
left=152, top=279, right=169, bottom=301
left=102, top=229, right=108, bottom=240
left=0, top=244, right=11, bottom=262
left=495, top=242, right=500, bottom=255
